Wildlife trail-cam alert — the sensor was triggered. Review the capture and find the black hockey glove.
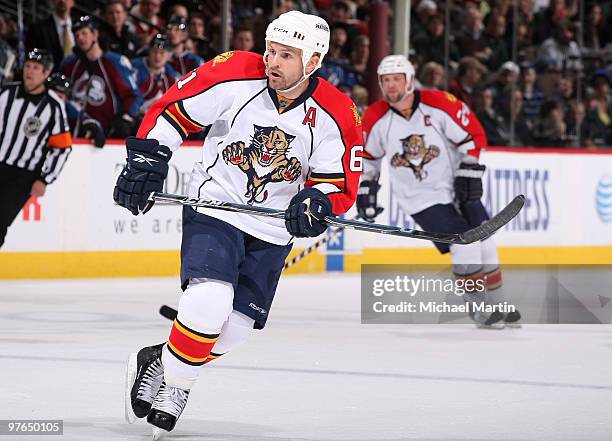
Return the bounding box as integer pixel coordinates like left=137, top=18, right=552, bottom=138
left=285, top=187, right=332, bottom=238
left=110, top=113, right=135, bottom=138
left=356, top=180, right=384, bottom=223
left=79, top=118, right=106, bottom=148
left=113, top=136, right=172, bottom=215
left=454, top=162, right=486, bottom=204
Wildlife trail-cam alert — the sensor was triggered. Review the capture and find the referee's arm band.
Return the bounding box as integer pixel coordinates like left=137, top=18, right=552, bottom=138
left=48, top=132, right=72, bottom=149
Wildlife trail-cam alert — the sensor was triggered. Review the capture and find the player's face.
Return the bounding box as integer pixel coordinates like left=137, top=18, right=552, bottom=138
left=148, top=47, right=169, bottom=69
left=265, top=42, right=304, bottom=91
left=23, top=61, right=50, bottom=93
left=167, top=26, right=187, bottom=45
left=380, top=73, right=410, bottom=104
left=75, top=28, right=97, bottom=52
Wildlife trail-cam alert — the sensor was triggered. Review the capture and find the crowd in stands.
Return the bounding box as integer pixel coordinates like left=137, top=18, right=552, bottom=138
left=0, top=0, right=609, bottom=148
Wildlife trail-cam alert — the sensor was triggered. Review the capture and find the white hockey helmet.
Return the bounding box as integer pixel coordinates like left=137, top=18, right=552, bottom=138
left=377, top=54, right=416, bottom=96
left=264, top=11, right=330, bottom=79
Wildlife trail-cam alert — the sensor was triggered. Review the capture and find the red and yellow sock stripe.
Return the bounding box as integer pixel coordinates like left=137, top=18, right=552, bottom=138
left=484, top=267, right=503, bottom=290
left=166, top=318, right=219, bottom=366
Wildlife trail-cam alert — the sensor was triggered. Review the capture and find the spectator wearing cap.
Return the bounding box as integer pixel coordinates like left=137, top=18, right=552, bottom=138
left=0, top=49, right=72, bottom=247
left=132, top=34, right=177, bottom=118
left=166, top=15, right=203, bottom=76
left=448, top=56, right=486, bottom=109
left=587, top=70, right=612, bottom=147
left=490, top=61, right=520, bottom=107
left=99, top=0, right=142, bottom=59
left=27, top=0, right=76, bottom=68
left=59, top=16, right=142, bottom=139
left=129, top=0, right=164, bottom=46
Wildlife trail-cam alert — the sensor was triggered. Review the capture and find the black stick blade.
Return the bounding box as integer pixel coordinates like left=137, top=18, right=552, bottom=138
left=460, top=195, right=525, bottom=244
left=159, top=305, right=178, bottom=321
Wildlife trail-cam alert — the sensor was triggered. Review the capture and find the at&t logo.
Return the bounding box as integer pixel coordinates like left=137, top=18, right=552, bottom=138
left=595, top=175, right=612, bottom=223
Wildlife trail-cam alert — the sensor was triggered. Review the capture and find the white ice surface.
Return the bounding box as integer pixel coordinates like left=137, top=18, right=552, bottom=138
left=1, top=274, right=611, bottom=441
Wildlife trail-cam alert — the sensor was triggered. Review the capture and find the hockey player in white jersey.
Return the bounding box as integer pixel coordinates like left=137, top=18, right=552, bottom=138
left=358, top=55, right=520, bottom=329
left=113, top=11, right=363, bottom=438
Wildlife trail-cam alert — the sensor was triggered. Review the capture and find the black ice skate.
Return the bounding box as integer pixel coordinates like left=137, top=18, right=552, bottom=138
left=469, top=310, right=505, bottom=329
left=125, top=343, right=165, bottom=423
left=503, top=309, right=522, bottom=328
left=147, top=380, right=190, bottom=438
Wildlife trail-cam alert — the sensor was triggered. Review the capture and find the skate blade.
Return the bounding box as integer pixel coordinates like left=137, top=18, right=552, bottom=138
left=125, top=353, right=137, bottom=424
left=152, top=427, right=167, bottom=440
left=504, top=322, right=522, bottom=328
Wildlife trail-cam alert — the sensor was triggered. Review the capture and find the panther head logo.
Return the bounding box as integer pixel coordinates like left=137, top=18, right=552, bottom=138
left=390, top=134, right=440, bottom=181
left=223, top=125, right=302, bottom=204
left=251, top=125, right=296, bottom=167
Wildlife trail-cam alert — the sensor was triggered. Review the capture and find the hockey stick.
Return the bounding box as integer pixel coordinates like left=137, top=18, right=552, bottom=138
left=150, top=192, right=524, bottom=245
left=159, top=221, right=353, bottom=321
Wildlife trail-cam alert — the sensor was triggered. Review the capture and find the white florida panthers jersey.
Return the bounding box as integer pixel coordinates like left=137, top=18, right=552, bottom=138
left=138, top=51, right=363, bottom=245
left=362, top=90, right=488, bottom=215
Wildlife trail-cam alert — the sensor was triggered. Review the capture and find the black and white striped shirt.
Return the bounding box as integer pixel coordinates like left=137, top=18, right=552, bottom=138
left=0, top=84, right=72, bottom=184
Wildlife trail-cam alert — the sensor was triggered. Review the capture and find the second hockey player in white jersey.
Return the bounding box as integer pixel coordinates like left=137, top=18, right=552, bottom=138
left=114, top=11, right=363, bottom=438
left=358, top=54, right=521, bottom=329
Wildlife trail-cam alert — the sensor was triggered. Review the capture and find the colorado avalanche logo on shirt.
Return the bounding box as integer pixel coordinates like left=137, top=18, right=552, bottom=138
left=86, top=75, right=107, bottom=106
left=23, top=116, right=42, bottom=137
left=390, top=134, right=440, bottom=181
left=223, top=125, right=302, bottom=204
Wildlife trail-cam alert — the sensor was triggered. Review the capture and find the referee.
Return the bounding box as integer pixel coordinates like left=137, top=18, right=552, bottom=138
left=0, top=49, right=72, bottom=248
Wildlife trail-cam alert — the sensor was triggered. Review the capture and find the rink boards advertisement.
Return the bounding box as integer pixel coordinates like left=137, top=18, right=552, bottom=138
left=2, top=142, right=611, bottom=278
